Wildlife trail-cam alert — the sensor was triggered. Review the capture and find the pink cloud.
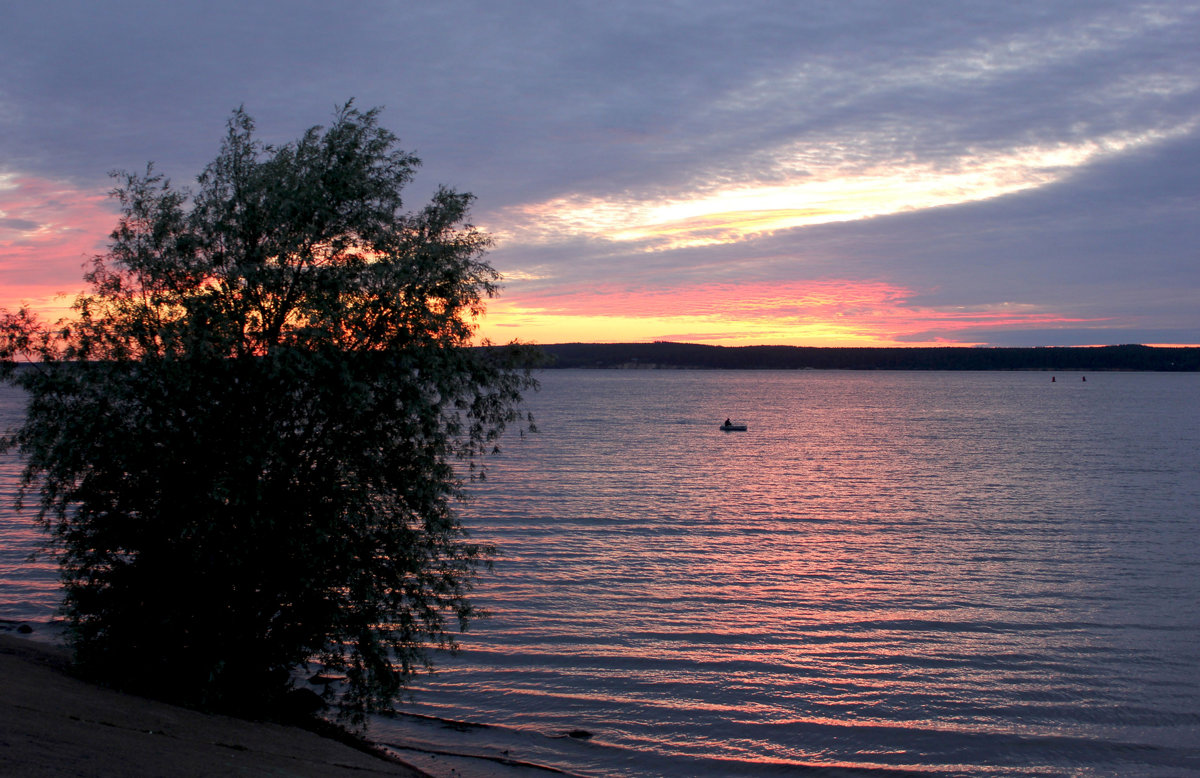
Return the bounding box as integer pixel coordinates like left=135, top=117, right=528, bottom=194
left=0, top=174, right=115, bottom=320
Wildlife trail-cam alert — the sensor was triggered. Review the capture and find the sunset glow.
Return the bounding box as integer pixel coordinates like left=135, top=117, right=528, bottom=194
left=0, top=174, right=110, bottom=322
left=4, top=0, right=1198, bottom=348
left=476, top=280, right=1105, bottom=347
left=0, top=161, right=1178, bottom=349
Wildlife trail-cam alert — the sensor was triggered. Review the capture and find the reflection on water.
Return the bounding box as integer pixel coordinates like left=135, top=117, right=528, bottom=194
left=397, top=370, right=1200, bottom=775
left=0, top=383, right=58, bottom=624
left=2, top=371, right=1199, bottom=775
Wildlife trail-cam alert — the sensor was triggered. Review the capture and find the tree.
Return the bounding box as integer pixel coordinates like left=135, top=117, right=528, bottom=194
left=0, top=103, right=537, bottom=720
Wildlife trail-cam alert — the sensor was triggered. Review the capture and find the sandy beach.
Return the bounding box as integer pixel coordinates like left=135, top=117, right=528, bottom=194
left=0, top=631, right=429, bottom=777
left=0, top=631, right=564, bottom=778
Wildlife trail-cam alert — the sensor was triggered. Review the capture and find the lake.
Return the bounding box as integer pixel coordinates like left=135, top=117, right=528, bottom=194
left=3, top=370, right=1199, bottom=775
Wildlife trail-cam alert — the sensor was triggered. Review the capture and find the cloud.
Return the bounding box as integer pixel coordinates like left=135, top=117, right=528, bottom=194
left=0, top=173, right=114, bottom=319
left=2, top=0, right=1198, bottom=345
left=483, top=120, right=1197, bottom=252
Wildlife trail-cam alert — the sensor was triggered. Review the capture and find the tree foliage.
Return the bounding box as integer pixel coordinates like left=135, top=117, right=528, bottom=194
left=0, top=103, right=537, bottom=719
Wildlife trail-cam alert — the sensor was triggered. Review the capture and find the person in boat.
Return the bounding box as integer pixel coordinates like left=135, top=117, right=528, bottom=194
left=724, top=418, right=732, bottom=426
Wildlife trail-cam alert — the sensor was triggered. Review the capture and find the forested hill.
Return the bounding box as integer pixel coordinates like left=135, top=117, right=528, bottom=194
left=536, top=343, right=1200, bottom=371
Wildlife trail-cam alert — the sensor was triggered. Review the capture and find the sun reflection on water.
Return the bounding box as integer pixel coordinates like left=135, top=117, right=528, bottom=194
left=402, top=370, right=1200, bottom=774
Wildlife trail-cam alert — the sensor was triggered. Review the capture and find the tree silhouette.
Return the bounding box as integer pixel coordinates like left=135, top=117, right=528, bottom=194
left=1, top=102, right=537, bottom=721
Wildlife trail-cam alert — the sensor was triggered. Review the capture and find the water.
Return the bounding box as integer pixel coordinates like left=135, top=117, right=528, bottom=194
left=0, top=381, right=59, bottom=626
left=2, top=370, right=1199, bottom=775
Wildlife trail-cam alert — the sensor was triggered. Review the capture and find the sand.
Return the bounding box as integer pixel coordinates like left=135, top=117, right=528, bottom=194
left=1, top=629, right=578, bottom=778
left=0, top=632, right=433, bottom=777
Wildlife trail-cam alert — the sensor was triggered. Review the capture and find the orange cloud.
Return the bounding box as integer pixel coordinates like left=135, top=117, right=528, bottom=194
left=476, top=280, right=1104, bottom=347
left=0, top=174, right=113, bottom=321
left=0, top=176, right=1115, bottom=349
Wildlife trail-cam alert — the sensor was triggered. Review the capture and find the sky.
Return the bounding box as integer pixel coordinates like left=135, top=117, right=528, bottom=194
left=2, top=1, right=1198, bottom=347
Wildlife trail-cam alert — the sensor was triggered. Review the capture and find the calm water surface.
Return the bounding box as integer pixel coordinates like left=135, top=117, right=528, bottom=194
left=0, top=382, right=58, bottom=623
left=3, top=370, right=1199, bottom=775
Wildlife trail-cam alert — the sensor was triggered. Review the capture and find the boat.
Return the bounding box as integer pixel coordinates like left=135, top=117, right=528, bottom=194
left=719, top=422, right=748, bottom=431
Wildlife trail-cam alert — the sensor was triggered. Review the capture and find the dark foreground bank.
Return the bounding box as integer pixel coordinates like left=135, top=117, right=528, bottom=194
left=0, top=633, right=428, bottom=777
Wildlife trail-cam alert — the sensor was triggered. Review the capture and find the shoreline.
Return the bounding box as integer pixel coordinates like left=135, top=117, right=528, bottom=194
left=0, top=631, right=561, bottom=777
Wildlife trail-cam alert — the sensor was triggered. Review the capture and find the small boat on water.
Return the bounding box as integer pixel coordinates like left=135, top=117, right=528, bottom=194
left=720, top=422, right=748, bottom=431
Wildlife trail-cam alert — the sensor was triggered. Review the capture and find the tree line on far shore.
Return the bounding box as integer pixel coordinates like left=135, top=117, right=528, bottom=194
left=535, top=342, right=1200, bottom=371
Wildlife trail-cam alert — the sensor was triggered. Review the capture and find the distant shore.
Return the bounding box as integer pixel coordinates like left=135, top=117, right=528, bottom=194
left=534, top=342, right=1200, bottom=371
